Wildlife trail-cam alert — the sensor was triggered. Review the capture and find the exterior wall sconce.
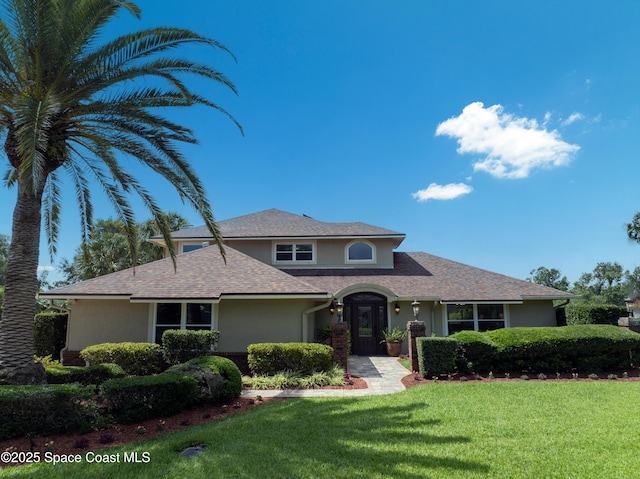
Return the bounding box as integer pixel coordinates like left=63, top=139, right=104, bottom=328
left=329, top=302, right=336, bottom=315
left=411, top=300, right=421, bottom=321
left=336, top=301, right=344, bottom=322
left=394, top=302, right=400, bottom=315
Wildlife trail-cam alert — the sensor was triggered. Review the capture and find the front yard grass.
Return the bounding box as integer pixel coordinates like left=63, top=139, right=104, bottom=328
left=5, top=381, right=639, bottom=478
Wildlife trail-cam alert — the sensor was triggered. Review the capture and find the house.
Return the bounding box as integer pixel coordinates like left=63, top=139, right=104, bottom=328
left=41, top=208, right=574, bottom=364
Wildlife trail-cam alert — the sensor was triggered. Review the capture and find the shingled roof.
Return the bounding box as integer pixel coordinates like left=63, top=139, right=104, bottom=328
left=43, top=249, right=572, bottom=303
left=166, top=209, right=406, bottom=243
left=282, top=252, right=574, bottom=302
left=41, top=245, right=327, bottom=300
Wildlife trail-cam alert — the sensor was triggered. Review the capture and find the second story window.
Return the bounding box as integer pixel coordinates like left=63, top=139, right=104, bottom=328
left=346, top=240, right=375, bottom=263
left=274, top=242, right=314, bottom=263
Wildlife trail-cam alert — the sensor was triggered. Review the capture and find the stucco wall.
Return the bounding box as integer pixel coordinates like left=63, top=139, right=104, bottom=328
left=217, top=298, right=317, bottom=352
left=66, top=299, right=149, bottom=351
left=508, top=301, right=557, bottom=327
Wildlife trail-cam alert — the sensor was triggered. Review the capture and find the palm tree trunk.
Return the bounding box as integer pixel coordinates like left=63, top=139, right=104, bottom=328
left=0, top=175, right=47, bottom=384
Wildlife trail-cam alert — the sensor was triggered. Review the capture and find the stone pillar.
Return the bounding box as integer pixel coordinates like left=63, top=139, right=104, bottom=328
left=407, top=321, right=426, bottom=373
left=331, top=321, right=349, bottom=372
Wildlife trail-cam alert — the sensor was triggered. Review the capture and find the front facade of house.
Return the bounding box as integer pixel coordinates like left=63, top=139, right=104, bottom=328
left=42, top=209, right=574, bottom=362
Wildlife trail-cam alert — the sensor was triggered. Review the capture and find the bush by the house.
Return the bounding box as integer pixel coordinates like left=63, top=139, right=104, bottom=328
left=0, top=384, right=99, bottom=440
left=416, top=337, right=458, bottom=378
left=80, top=342, right=161, bottom=375
left=166, top=355, right=242, bottom=402
left=486, top=325, right=640, bottom=372
left=46, top=363, right=125, bottom=386
left=34, top=312, right=68, bottom=360
left=449, top=330, right=498, bottom=372
left=99, top=373, right=198, bottom=424
left=565, top=304, right=627, bottom=326
left=161, top=329, right=220, bottom=365
left=247, top=343, right=334, bottom=376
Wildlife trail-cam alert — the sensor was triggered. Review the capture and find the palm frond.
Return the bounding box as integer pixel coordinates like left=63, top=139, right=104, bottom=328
left=42, top=171, right=61, bottom=260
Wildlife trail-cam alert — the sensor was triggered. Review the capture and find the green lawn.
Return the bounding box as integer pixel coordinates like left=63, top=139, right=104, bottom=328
left=4, top=381, right=639, bottom=478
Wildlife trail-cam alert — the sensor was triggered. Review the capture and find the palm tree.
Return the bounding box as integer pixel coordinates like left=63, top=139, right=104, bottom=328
left=0, top=0, right=241, bottom=384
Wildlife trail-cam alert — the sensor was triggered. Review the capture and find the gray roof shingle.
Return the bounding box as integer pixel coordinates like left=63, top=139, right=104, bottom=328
left=169, top=208, right=406, bottom=241
left=42, top=245, right=326, bottom=300
left=282, top=252, right=574, bottom=302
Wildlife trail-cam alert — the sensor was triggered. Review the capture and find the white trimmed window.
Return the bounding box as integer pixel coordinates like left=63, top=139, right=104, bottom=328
left=346, top=240, right=375, bottom=263
left=154, top=303, right=213, bottom=344
left=445, top=304, right=507, bottom=335
left=273, top=242, right=315, bottom=263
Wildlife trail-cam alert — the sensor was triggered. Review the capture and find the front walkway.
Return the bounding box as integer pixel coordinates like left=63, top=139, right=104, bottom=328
left=241, top=355, right=410, bottom=398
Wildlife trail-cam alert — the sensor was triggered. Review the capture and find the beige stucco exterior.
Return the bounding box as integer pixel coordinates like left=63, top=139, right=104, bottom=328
left=216, top=298, right=319, bottom=352
left=66, top=299, right=149, bottom=351
left=176, top=238, right=397, bottom=269
left=508, top=300, right=557, bottom=327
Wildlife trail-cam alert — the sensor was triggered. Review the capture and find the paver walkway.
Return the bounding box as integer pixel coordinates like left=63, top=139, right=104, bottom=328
left=241, top=355, right=410, bottom=398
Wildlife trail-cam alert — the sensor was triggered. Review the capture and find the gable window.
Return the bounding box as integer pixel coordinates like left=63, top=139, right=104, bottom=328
left=346, top=241, right=375, bottom=263
left=154, top=302, right=213, bottom=344
left=274, top=242, right=314, bottom=263
left=446, top=303, right=507, bottom=335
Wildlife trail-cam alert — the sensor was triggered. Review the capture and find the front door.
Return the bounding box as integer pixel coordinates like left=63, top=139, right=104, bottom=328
left=344, top=293, right=388, bottom=355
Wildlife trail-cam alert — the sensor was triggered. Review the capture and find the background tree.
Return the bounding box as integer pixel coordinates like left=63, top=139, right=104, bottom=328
left=0, top=0, right=241, bottom=384
left=627, top=212, right=640, bottom=244
left=527, top=266, right=570, bottom=291
left=570, top=262, right=627, bottom=306
left=59, top=212, right=189, bottom=283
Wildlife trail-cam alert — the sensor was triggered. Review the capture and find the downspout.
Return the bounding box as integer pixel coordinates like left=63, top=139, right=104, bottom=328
left=302, top=296, right=334, bottom=343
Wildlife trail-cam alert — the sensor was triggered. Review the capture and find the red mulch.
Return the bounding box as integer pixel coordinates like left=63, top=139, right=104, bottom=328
left=0, top=377, right=368, bottom=467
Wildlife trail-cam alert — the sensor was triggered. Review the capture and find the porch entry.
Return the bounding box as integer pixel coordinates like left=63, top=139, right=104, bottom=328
left=344, top=292, right=388, bottom=355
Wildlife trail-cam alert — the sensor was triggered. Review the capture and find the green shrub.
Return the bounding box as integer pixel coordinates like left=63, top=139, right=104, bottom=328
left=46, top=363, right=126, bottom=385
left=449, top=330, right=498, bottom=372
left=416, top=337, right=458, bottom=378
left=34, top=313, right=68, bottom=360
left=99, top=373, right=198, bottom=424
left=247, top=343, right=334, bottom=375
left=565, top=304, right=627, bottom=326
left=0, top=384, right=99, bottom=440
left=487, top=325, right=640, bottom=372
left=161, top=329, right=220, bottom=365
left=80, top=342, right=161, bottom=375
left=166, top=355, right=242, bottom=402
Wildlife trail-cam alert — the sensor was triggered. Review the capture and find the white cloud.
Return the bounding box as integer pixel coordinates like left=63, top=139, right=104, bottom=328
left=412, top=182, right=473, bottom=202
left=436, top=102, right=580, bottom=179
left=37, top=265, right=55, bottom=272
left=561, top=112, right=584, bottom=126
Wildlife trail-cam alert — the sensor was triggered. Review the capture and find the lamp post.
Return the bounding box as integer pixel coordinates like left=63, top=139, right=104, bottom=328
left=411, top=300, right=421, bottom=321
left=336, top=301, right=344, bottom=323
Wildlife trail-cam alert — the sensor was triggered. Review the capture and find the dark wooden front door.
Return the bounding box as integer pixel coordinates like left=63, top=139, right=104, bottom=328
left=345, top=293, right=388, bottom=355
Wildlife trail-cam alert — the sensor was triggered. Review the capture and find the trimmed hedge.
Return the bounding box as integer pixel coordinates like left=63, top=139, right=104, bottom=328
left=167, top=355, right=242, bottom=402
left=565, top=304, right=627, bottom=326
left=0, top=384, right=98, bottom=440
left=80, top=342, right=161, bottom=375
left=99, top=373, right=198, bottom=424
left=34, top=313, right=68, bottom=360
left=247, top=343, right=334, bottom=375
left=162, top=329, right=220, bottom=365
left=46, top=363, right=125, bottom=386
left=486, top=325, right=640, bottom=372
left=450, top=330, right=498, bottom=372
left=416, top=337, right=458, bottom=378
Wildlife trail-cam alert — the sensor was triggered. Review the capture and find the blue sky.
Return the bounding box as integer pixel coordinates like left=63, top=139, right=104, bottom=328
left=1, top=0, right=639, bottom=285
